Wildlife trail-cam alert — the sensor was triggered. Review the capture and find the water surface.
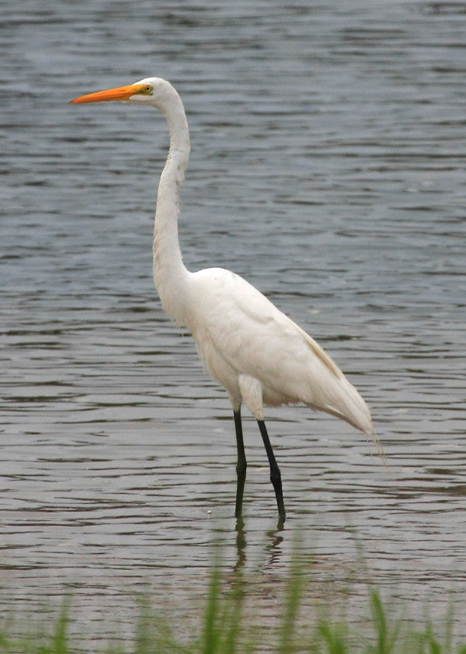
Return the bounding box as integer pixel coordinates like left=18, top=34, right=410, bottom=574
left=1, top=0, right=466, bottom=644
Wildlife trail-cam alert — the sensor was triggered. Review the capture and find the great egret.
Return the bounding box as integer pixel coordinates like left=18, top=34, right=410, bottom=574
left=71, top=77, right=375, bottom=524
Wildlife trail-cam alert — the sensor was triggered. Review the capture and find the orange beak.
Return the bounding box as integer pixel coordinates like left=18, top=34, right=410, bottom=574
left=70, top=83, right=147, bottom=104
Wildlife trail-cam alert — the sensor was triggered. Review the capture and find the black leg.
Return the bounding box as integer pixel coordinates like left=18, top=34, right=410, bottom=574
left=234, top=409, right=247, bottom=520
left=257, top=420, right=286, bottom=523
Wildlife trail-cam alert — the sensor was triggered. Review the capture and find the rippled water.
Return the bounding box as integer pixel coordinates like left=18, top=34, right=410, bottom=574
left=2, top=0, right=466, bottom=644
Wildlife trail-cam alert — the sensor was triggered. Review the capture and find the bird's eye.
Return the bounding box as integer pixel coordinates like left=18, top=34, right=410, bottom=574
left=142, top=85, right=153, bottom=94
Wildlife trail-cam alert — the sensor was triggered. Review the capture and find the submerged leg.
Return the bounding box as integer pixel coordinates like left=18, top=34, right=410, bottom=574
left=234, top=409, right=247, bottom=520
left=257, top=420, right=286, bottom=523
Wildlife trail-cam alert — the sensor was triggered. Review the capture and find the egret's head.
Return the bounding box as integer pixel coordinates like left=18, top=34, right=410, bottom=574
left=70, top=77, right=177, bottom=109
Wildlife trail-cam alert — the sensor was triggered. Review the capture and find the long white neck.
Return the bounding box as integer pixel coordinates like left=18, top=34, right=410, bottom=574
left=152, top=88, right=191, bottom=325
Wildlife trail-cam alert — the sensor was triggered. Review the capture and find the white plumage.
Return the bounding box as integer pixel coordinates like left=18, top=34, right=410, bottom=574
left=186, top=267, right=372, bottom=432
left=71, top=77, right=375, bottom=524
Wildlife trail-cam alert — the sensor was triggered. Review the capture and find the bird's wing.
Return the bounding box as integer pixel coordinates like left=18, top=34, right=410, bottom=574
left=189, top=268, right=373, bottom=433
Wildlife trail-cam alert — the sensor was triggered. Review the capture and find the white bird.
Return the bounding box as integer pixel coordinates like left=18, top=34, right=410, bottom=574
left=71, top=77, right=375, bottom=524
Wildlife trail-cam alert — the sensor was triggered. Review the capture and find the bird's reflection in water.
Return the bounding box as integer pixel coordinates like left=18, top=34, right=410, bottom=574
left=234, top=516, right=247, bottom=572
left=264, top=526, right=285, bottom=567
left=233, top=515, right=285, bottom=573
